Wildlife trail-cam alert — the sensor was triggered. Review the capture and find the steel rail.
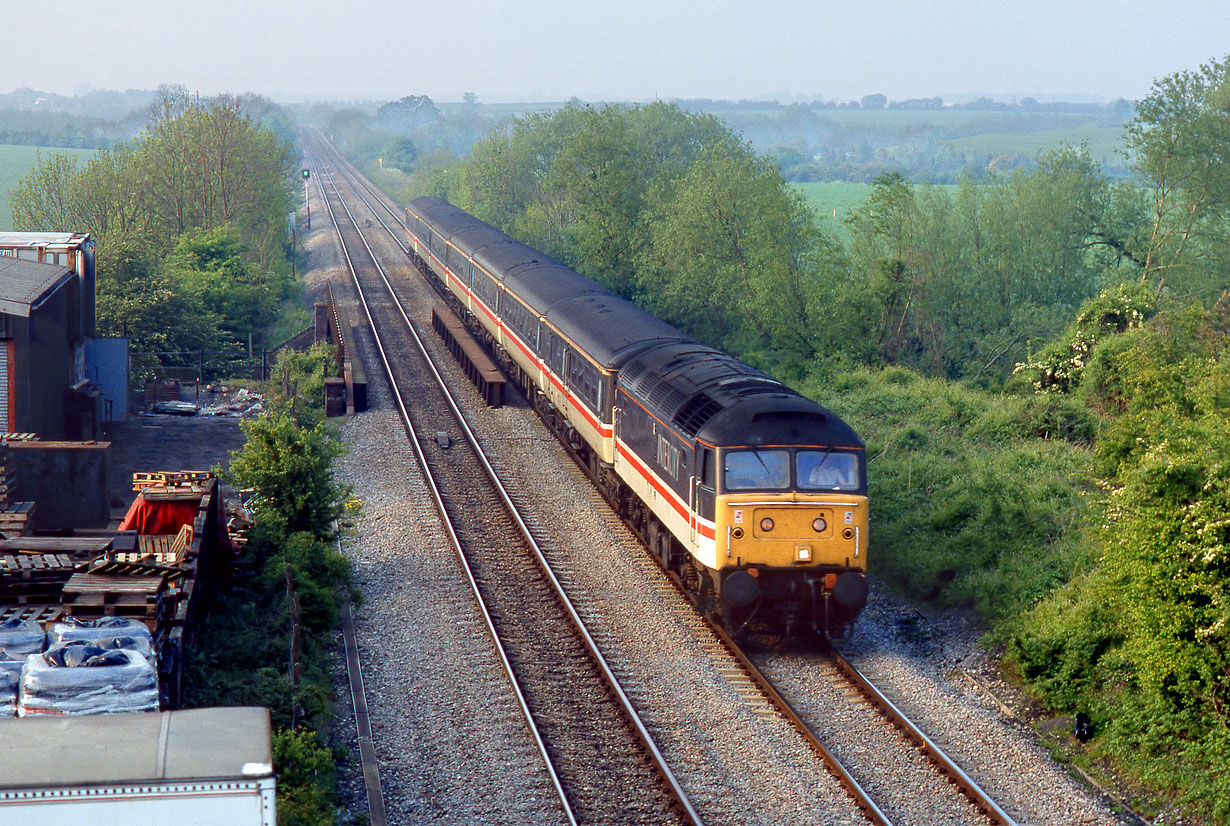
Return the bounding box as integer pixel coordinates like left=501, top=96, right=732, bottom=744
left=832, top=650, right=1020, bottom=826
left=308, top=137, right=704, bottom=826
left=702, top=618, right=895, bottom=825
left=309, top=146, right=577, bottom=826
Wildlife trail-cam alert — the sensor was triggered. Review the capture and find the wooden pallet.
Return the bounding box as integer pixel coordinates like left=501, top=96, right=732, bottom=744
left=0, top=536, right=113, bottom=558
left=114, top=524, right=193, bottom=567
left=81, top=558, right=184, bottom=582
left=132, top=470, right=213, bottom=491
left=0, top=604, right=62, bottom=624
left=139, top=486, right=209, bottom=501
left=0, top=553, right=76, bottom=576
left=60, top=573, right=165, bottom=620
left=0, top=554, right=76, bottom=605
left=0, top=501, right=35, bottom=535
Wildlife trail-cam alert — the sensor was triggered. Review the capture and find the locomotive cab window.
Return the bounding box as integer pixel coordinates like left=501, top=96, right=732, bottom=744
left=699, top=448, right=716, bottom=489
left=723, top=449, right=790, bottom=491
left=798, top=450, right=861, bottom=491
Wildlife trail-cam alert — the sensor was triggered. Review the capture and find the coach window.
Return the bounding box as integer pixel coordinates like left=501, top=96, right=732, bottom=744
left=546, top=333, right=564, bottom=374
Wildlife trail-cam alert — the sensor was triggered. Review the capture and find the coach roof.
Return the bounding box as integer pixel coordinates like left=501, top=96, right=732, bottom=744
left=548, top=292, right=686, bottom=369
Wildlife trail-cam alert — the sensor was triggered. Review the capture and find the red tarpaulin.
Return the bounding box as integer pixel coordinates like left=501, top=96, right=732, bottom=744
left=117, top=495, right=199, bottom=535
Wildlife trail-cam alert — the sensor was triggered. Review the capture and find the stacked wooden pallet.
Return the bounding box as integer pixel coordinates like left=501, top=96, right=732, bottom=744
left=0, top=502, right=35, bottom=536
left=0, top=604, right=62, bottom=625
left=0, top=445, right=35, bottom=537
left=0, top=553, right=76, bottom=606
left=112, top=524, right=193, bottom=566
left=133, top=471, right=214, bottom=491
left=60, top=558, right=185, bottom=626
left=0, top=466, right=16, bottom=507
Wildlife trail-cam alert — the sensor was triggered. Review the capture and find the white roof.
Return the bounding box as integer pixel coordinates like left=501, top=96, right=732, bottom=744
left=0, top=707, right=274, bottom=788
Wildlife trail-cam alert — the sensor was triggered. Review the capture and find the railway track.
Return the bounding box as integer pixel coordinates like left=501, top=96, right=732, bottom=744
left=305, top=135, right=702, bottom=826
left=305, top=129, right=1027, bottom=826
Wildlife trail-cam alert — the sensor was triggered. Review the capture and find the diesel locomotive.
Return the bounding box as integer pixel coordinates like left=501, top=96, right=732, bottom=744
left=405, top=196, right=868, bottom=637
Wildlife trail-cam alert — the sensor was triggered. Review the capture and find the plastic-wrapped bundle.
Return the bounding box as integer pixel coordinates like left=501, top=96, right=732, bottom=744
left=45, top=633, right=153, bottom=659
left=0, top=660, right=20, bottom=717
left=49, top=618, right=153, bottom=659
left=0, top=618, right=45, bottom=660
left=18, top=646, right=159, bottom=716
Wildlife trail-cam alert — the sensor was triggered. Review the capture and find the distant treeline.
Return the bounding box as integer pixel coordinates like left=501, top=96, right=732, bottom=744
left=308, top=90, right=1137, bottom=188
left=5, top=84, right=1137, bottom=184
left=671, top=94, right=1135, bottom=115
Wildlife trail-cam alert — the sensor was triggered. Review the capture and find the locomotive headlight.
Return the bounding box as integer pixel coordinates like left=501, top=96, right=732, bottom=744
left=760, top=517, right=775, bottom=532
left=812, top=516, right=827, bottom=533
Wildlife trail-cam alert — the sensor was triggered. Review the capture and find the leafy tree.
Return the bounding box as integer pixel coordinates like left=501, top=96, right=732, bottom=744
left=262, top=343, right=339, bottom=427
left=375, top=95, right=441, bottom=131
left=272, top=728, right=337, bottom=826
left=382, top=135, right=417, bottom=171
left=1011, top=282, right=1156, bottom=395
left=163, top=226, right=285, bottom=349
left=1128, top=54, right=1230, bottom=301
left=637, top=139, right=849, bottom=366
left=845, top=148, right=1131, bottom=379
left=451, top=101, right=732, bottom=296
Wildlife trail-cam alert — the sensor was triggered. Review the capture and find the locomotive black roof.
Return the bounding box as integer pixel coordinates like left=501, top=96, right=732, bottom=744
left=620, top=341, right=863, bottom=447
left=697, top=395, right=863, bottom=449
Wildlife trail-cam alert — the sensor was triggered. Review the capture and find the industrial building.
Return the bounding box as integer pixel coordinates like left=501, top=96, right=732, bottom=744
left=0, top=233, right=126, bottom=439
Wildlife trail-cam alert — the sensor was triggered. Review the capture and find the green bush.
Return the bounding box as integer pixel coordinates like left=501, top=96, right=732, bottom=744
left=224, top=408, right=351, bottom=542
left=273, top=728, right=338, bottom=826
left=1006, top=302, right=1230, bottom=818
left=803, top=366, right=1095, bottom=626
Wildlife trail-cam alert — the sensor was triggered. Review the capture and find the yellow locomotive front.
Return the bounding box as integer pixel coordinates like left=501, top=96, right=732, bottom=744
left=712, top=447, right=868, bottom=637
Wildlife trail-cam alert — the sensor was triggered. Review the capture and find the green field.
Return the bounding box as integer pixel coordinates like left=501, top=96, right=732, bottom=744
left=943, top=125, right=1128, bottom=165
left=793, top=181, right=964, bottom=238
left=792, top=181, right=872, bottom=233
left=0, top=144, right=97, bottom=230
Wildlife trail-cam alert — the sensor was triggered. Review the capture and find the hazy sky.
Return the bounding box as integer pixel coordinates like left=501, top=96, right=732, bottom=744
left=5, top=0, right=1228, bottom=103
